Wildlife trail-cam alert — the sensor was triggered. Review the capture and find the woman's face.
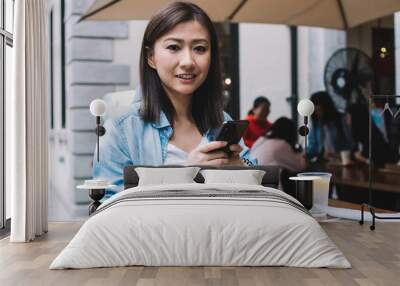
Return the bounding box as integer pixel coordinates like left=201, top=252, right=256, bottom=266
left=147, top=20, right=211, bottom=99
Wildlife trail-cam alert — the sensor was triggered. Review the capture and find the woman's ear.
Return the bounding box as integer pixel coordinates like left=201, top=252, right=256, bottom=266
left=146, top=47, right=156, bottom=69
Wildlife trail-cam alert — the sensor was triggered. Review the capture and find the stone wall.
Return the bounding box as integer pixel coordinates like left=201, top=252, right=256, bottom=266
left=66, top=0, right=130, bottom=204
left=48, top=0, right=131, bottom=219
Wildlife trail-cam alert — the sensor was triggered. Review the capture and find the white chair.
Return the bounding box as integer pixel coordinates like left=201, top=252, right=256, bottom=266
left=102, top=89, right=136, bottom=120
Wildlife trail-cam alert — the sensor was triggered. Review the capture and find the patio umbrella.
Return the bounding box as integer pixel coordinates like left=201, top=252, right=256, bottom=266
left=79, top=0, right=243, bottom=23
left=80, top=0, right=400, bottom=30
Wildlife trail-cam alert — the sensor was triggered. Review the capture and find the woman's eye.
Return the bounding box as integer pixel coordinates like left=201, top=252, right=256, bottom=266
left=194, top=46, right=207, bottom=53
left=166, top=44, right=180, bottom=51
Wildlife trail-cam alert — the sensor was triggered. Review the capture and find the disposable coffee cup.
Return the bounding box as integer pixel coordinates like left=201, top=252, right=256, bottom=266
left=340, top=150, right=351, bottom=165
left=297, top=172, right=332, bottom=216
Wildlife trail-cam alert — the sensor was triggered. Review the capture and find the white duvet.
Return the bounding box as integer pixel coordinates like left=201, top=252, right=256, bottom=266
left=50, top=183, right=350, bottom=269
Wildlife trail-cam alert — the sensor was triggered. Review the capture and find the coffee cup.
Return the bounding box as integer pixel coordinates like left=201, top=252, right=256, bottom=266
left=340, top=150, right=351, bottom=165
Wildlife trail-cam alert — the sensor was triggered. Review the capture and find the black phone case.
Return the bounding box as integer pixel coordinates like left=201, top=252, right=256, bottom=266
left=214, top=120, right=249, bottom=156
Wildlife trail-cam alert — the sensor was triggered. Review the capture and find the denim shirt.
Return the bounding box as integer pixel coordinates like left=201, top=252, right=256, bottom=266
left=92, top=87, right=256, bottom=196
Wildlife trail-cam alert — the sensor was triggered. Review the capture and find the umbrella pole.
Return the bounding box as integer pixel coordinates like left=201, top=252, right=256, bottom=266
left=336, top=0, right=348, bottom=29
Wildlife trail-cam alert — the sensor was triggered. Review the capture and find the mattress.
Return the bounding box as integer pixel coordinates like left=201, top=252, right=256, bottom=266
left=50, top=183, right=350, bottom=269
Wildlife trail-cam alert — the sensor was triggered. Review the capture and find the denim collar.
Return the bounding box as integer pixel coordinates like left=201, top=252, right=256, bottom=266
left=151, top=111, right=171, bottom=129
left=134, top=84, right=218, bottom=139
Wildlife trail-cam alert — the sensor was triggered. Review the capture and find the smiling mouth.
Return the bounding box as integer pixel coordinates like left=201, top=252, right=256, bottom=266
left=175, top=74, right=196, bottom=80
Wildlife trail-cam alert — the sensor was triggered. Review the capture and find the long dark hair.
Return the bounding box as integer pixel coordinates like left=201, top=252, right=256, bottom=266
left=267, top=117, right=297, bottom=150
left=247, top=96, right=270, bottom=115
left=310, top=91, right=345, bottom=137
left=347, top=104, right=369, bottom=144
left=139, top=2, right=223, bottom=133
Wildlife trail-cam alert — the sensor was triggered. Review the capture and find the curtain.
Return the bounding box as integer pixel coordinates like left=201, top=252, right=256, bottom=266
left=9, top=0, right=49, bottom=242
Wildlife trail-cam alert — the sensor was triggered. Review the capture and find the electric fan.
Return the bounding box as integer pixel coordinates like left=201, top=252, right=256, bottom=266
left=324, top=47, right=374, bottom=113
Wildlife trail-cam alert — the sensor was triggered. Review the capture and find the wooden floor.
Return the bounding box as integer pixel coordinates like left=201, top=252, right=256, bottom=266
left=1, top=221, right=399, bottom=286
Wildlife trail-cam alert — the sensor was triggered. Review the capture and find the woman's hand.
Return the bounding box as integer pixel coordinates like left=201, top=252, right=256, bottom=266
left=185, top=141, right=244, bottom=166
left=354, top=151, right=369, bottom=164
left=323, top=150, right=336, bottom=161
left=225, top=144, right=244, bottom=166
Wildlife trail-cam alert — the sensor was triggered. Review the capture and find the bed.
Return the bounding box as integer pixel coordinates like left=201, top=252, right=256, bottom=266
left=50, top=165, right=350, bottom=269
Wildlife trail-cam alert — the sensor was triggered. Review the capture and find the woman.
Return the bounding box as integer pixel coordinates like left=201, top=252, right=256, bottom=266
left=250, top=117, right=306, bottom=172
left=308, top=91, right=353, bottom=160
left=93, top=2, right=255, bottom=194
left=243, top=96, right=272, bottom=148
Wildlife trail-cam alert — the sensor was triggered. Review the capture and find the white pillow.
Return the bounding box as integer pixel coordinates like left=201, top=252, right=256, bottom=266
left=135, top=167, right=200, bottom=186
left=200, top=169, right=266, bottom=185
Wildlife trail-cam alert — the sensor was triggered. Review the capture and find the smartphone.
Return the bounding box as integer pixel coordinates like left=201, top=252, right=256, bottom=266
left=214, top=120, right=249, bottom=156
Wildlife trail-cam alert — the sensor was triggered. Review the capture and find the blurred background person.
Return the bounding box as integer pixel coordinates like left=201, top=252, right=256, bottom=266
left=243, top=96, right=272, bottom=148
left=308, top=91, right=353, bottom=160
left=347, top=104, right=396, bottom=166
left=250, top=117, right=306, bottom=172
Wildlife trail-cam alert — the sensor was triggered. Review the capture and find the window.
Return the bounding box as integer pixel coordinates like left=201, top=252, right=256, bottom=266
left=61, top=0, right=65, bottom=128
left=1, top=0, right=14, bottom=232
left=49, top=9, right=54, bottom=129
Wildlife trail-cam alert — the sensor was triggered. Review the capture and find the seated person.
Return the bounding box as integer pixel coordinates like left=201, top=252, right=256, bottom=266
left=307, top=91, right=353, bottom=160
left=243, top=96, right=272, bottom=148
left=92, top=2, right=255, bottom=197
left=347, top=104, right=396, bottom=166
left=250, top=117, right=306, bottom=173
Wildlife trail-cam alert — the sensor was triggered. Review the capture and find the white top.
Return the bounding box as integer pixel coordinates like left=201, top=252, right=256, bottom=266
left=165, top=137, right=209, bottom=165
left=250, top=138, right=306, bottom=172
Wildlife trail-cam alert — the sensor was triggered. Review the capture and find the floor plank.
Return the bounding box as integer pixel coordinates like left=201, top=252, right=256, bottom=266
left=0, top=221, right=399, bottom=286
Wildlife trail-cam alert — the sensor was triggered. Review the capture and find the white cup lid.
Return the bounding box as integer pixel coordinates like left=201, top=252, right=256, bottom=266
left=84, top=179, right=110, bottom=186
left=289, top=176, right=321, bottom=181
